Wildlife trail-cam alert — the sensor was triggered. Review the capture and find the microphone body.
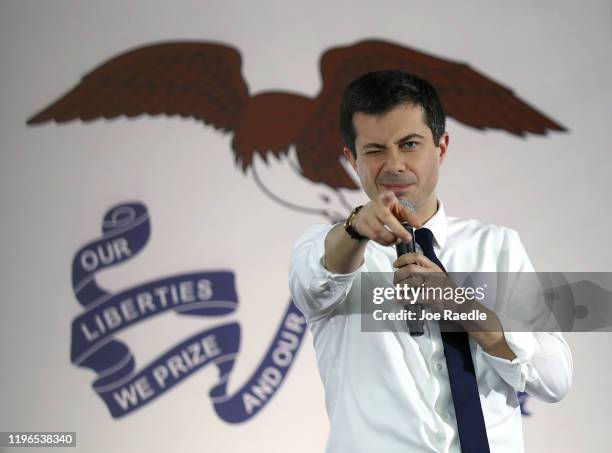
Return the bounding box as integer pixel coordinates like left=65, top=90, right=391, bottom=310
left=395, top=223, right=424, bottom=336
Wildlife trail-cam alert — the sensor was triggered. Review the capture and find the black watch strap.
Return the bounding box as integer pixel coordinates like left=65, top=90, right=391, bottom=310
left=344, top=205, right=367, bottom=241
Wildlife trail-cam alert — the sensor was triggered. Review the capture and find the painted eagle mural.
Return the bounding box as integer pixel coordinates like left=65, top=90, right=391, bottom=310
left=27, top=39, right=565, bottom=196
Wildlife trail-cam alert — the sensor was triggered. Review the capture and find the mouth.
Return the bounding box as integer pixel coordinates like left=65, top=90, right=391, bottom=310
left=381, top=183, right=415, bottom=193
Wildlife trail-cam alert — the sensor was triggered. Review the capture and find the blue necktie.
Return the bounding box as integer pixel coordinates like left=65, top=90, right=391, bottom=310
left=415, top=228, right=490, bottom=453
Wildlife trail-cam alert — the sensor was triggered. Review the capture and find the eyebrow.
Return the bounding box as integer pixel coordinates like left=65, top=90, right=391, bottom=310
left=362, top=133, right=425, bottom=149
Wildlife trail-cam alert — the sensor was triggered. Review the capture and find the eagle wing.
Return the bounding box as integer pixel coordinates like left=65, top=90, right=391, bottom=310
left=295, top=39, right=566, bottom=190
left=27, top=42, right=249, bottom=132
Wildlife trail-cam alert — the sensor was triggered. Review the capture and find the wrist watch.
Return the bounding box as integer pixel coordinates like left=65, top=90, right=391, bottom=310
left=344, top=205, right=368, bottom=241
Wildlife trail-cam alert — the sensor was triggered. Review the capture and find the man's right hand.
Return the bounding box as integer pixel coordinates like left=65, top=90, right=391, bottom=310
left=351, top=191, right=421, bottom=246
left=324, top=191, right=422, bottom=274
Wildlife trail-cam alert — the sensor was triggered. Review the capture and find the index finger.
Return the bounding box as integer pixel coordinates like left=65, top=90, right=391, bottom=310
left=375, top=192, right=412, bottom=241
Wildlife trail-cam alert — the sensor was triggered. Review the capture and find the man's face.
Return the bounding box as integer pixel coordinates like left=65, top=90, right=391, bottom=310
left=344, top=102, right=448, bottom=217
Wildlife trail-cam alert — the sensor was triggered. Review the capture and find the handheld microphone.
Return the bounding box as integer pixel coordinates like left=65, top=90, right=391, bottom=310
left=395, top=200, right=424, bottom=336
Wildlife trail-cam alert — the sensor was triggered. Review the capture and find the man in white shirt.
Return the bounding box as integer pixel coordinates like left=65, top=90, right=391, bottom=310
left=289, top=71, right=572, bottom=453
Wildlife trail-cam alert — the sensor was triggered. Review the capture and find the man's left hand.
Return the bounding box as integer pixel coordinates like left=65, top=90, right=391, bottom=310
left=392, top=252, right=517, bottom=361
left=392, top=252, right=455, bottom=313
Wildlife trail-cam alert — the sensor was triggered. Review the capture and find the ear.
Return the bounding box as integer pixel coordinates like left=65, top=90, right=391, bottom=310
left=437, top=132, right=449, bottom=164
left=343, top=146, right=357, bottom=171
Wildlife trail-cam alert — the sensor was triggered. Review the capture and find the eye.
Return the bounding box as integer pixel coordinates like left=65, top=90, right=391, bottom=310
left=399, top=141, right=418, bottom=150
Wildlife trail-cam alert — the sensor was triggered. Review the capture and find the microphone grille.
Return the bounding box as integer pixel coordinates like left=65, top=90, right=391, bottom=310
left=399, top=199, right=416, bottom=214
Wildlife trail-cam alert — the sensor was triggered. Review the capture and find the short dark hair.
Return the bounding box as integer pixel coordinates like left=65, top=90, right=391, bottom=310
left=340, top=70, right=446, bottom=157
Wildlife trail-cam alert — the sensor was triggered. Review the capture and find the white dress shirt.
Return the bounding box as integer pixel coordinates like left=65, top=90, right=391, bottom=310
left=289, top=202, right=572, bottom=453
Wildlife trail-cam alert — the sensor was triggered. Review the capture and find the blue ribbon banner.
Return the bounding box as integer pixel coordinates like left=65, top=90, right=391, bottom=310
left=70, top=202, right=306, bottom=420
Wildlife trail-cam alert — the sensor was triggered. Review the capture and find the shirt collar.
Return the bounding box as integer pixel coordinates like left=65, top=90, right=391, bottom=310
left=421, top=200, right=447, bottom=249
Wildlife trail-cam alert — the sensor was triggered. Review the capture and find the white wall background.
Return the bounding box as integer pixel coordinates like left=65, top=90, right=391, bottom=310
left=1, top=0, right=611, bottom=451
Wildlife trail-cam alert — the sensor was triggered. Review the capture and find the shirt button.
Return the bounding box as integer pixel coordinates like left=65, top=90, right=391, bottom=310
left=441, top=413, right=449, bottom=421
left=435, top=362, right=444, bottom=372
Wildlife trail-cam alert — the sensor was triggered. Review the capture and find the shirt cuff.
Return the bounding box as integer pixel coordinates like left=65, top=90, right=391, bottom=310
left=312, top=255, right=364, bottom=291
left=305, top=236, right=365, bottom=315
left=480, top=332, right=535, bottom=392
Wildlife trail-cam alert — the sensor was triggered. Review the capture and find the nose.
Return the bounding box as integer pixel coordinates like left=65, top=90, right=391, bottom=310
left=384, top=146, right=406, bottom=174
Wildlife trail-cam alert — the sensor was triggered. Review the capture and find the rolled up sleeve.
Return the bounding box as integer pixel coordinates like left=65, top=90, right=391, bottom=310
left=289, top=224, right=364, bottom=321
left=481, top=229, right=573, bottom=401
left=482, top=331, right=573, bottom=402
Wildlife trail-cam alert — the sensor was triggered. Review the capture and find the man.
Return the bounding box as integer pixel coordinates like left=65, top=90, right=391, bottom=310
left=289, top=71, right=572, bottom=453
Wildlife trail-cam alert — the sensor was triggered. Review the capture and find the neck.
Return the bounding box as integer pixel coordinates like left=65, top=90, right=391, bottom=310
left=414, top=198, right=438, bottom=226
